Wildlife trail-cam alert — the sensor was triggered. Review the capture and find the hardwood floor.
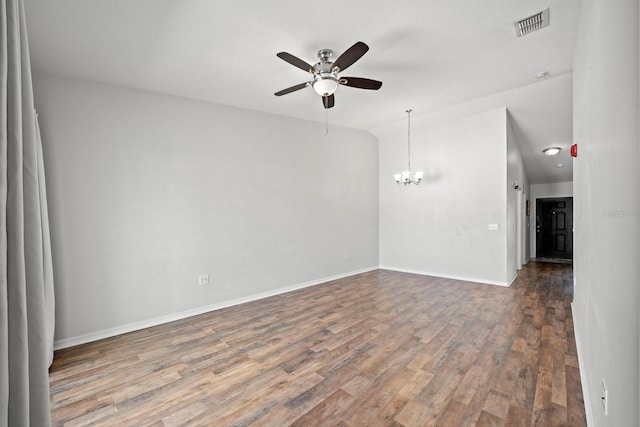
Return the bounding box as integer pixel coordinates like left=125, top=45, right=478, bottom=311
left=49, top=262, right=586, bottom=426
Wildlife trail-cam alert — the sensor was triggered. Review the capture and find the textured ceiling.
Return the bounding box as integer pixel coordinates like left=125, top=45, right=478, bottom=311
left=24, top=0, right=582, bottom=184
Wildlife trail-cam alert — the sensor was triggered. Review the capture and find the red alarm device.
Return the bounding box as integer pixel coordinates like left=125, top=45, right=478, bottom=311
left=570, top=144, right=578, bottom=157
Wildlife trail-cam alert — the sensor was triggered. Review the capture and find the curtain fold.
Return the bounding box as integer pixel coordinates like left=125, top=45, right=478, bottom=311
left=1, top=0, right=55, bottom=425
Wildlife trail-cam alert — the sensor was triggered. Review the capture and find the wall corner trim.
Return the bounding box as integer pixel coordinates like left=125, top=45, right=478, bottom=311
left=572, top=302, right=594, bottom=426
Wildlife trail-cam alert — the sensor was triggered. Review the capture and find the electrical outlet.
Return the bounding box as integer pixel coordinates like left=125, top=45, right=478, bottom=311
left=601, top=379, right=608, bottom=416
left=198, top=274, right=209, bottom=285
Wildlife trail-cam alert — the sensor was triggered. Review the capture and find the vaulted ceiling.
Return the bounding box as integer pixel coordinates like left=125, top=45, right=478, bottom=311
left=24, top=0, right=582, bottom=183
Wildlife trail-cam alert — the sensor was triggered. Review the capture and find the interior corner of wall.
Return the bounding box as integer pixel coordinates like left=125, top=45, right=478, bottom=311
left=571, top=301, right=595, bottom=427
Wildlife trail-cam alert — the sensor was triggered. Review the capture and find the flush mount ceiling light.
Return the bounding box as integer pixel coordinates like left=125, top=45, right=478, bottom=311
left=534, top=71, right=549, bottom=79
left=394, top=109, right=423, bottom=186
left=543, top=147, right=561, bottom=156
left=557, top=163, right=565, bottom=168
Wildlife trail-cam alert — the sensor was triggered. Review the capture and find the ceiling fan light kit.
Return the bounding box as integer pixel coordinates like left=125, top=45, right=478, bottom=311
left=312, top=76, right=338, bottom=96
left=274, top=41, right=382, bottom=109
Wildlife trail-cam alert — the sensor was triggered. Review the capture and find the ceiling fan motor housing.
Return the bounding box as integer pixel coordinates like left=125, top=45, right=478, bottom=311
left=312, top=50, right=339, bottom=95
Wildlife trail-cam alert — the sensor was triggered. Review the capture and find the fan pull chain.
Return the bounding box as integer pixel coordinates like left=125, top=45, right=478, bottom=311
left=325, top=109, right=329, bottom=136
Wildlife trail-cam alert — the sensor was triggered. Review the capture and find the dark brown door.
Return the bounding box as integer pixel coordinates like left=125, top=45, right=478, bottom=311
left=536, top=197, right=573, bottom=260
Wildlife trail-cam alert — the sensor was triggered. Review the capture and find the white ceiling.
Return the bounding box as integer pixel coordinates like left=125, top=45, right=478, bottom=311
left=24, top=0, right=582, bottom=184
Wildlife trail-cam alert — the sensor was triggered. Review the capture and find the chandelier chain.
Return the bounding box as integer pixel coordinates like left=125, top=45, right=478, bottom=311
left=406, top=109, right=412, bottom=172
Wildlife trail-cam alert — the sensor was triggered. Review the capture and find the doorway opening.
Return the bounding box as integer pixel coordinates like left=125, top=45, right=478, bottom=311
left=535, top=197, right=573, bottom=262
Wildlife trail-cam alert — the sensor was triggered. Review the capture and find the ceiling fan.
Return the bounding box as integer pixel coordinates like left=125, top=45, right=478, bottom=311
left=274, top=41, right=382, bottom=109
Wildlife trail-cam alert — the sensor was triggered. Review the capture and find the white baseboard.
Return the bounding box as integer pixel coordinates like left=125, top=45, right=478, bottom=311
left=53, top=266, right=378, bottom=350
left=378, top=265, right=509, bottom=287
left=572, top=302, right=593, bottom=426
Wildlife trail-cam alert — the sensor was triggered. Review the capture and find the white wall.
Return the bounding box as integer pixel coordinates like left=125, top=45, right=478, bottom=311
left=33, top=73, right=380, bottom=348
left=572, top=0, right=639, bottom=425
left=529, top=181, right=573, bottom=258
left=506, top=113, right=529, bottom=278
left=378, top=108, right=510, bottom=285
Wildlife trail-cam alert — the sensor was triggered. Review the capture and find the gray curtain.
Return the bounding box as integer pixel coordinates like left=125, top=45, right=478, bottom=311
left=1, top=0, right=55, bottom=425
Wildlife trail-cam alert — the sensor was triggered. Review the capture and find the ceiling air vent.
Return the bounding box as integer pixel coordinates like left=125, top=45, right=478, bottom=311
left=515, top=8, right=550, bottom=37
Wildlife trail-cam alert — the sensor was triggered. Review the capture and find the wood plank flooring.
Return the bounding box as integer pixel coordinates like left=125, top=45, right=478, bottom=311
left=49, top=262, right=586, bottom=426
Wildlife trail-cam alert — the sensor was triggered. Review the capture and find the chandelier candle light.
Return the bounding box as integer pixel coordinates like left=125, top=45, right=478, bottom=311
left=394, top=109, right=424, bottom=185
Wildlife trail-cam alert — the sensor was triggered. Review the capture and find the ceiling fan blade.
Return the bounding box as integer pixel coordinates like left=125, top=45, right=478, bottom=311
left=274, top=82, right=309, bottom=96
left=323, top=94, right=335, bottom=109
left=331, top=41, right=369, bottom=72
left=276, top=52, right=314, bottom=73
left=339, top=77, right=383, bottom=90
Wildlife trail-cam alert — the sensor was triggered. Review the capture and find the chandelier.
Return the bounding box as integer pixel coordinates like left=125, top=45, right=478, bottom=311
left=394, top=109, right=423, bottom=185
